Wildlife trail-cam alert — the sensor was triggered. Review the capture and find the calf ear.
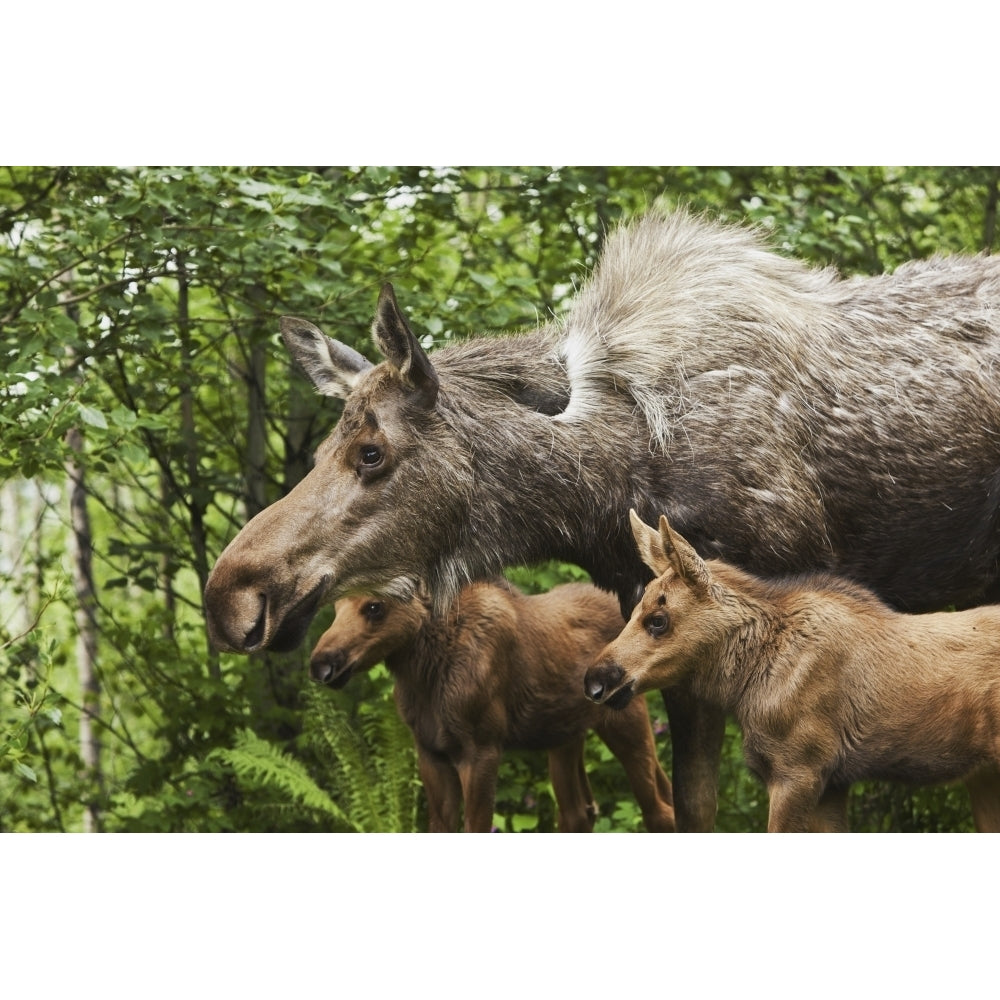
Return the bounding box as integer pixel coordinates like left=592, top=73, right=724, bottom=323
left=658, top=516, right=711, bottom=593
left=281, top=317, right=373, bottom=399
left=372, top=284, right=440, bottom=407
left=630, top=509, right=670, bottom=576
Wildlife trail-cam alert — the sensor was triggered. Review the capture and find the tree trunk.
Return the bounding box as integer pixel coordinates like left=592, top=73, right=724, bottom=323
left=245, top=324, right=269, bottom=519
left=66, top=426, right=102, bottom=832
left=175, top=250, right=220, bottom=679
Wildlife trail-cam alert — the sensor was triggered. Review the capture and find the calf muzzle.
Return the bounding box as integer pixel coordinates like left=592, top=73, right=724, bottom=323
left=310, top=649, right=353, bottom=688
left=584, top=660, right=634, bottom=709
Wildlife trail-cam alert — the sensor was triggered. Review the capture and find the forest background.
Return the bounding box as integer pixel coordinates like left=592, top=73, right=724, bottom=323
left=2, top=164, right=998, bottom=834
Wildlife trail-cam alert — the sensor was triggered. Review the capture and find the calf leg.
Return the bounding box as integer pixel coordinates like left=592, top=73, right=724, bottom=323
left=662, top=685, right=725, bottom=832
left=809, top=784, right=850, bottom=832
left=966, top=767, right=1000, bottom=832
left=417, top=748, right=463, bottom=833
left=767, top=771, right=825, bottom=832
left=596, top=699, right=675, bottom=833
left=548, top=740, right=597, bottom=832
left=455, top=745, right=503, bottom=833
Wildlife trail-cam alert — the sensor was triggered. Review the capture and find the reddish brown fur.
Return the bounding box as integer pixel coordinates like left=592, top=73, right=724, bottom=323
left=311, top=580, right=675, bottom=833
left=584, top=511, right=1000, bottom=832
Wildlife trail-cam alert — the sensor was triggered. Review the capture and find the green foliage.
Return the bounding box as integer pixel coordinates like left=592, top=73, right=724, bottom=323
left=714, top=722, right=771, bottom=833
left=296, top=675, right=421, bottom=834
left=0, top=592, right=82, bottom=832
left=848, top=781, right=975, bottom=833
left=590, top=697, right=673, bottom=834
left=0, top=641, right=58, bottom=787
left=493, top=749, right=558, bottom=833
left=505, top=560, right=591, bottom=595
left=2, top=165, right=997, bottom=832
left=211, top=728, right=359, bottom=832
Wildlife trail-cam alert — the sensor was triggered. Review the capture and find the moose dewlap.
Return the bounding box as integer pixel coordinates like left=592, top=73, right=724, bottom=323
left=585, top=510, right=1000, bottom=832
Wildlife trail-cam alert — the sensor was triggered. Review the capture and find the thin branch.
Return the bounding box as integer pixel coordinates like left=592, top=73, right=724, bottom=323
left=1, top=228, right=141, bottom=325
left=0, top=168, right=69, bottom=233
left=0, top=584, right=63, bottom=652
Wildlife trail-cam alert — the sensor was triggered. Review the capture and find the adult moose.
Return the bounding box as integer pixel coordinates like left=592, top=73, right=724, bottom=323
left=205, top=208, right=1000, bottom=832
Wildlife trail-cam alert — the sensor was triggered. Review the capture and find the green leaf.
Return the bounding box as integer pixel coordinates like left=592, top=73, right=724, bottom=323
left=468, top=271, right=497, bottom=290
left=14, top=761, right=37, bottom=783
left=76, top=404, right=107, bottom=430
left=511, top=813, right=538, bottom=832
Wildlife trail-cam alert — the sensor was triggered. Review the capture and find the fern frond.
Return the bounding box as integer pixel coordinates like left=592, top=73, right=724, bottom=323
left=212, top=728, right=360, bottom=832
left=300, top=675, right=421, bottom=833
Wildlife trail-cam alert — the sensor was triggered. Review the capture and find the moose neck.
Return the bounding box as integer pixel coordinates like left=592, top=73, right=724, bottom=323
left=426, top=368, right=655, bottom=615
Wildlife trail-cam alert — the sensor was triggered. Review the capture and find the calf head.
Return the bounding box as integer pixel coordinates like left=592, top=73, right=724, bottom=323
left=310, top=593, right=427, bottom=687
left=585, top=509, right=716, bottom=707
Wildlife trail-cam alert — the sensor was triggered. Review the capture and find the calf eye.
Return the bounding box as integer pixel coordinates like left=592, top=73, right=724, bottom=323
left=645, top=612, right=670, bottom=638
left=359, top=445, right=382, bottom=467
left=362, top=601, right=385, bottom=623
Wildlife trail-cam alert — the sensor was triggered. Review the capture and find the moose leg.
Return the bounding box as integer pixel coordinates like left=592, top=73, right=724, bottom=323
left=547, top=740, right=597, bottom=832
left=596, top=701, right=675, bottom=833
left=661, top=686, right=725, bottom=832
left=966, top=767, right=1000, bottom=832
left=417, top=748, right=463, bottom=832
left=455, top=745, right=503, bottom=833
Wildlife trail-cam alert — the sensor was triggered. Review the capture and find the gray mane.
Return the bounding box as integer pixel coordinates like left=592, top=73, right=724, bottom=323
left=556, top=208, right=1000, bottom=452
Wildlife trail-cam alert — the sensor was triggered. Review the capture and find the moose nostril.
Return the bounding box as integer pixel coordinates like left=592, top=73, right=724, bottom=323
left=244, top=594, right=267, bottom=650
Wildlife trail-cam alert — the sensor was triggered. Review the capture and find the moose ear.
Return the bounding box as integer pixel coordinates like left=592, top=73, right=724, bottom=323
left=280, top=317, right=373, bottom=400
left=630, top=509, right=670, bottom=576
left=371, top=284, right=439, bottom=407
left=657, top=515, right=712, bottom=592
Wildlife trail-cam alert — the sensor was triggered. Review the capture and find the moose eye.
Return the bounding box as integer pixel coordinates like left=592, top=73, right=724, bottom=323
left=362, top=601, right=385, bottom=622
left=356, top=443, right=386, bottom=478
left=645, top=612, right=670, bottom=638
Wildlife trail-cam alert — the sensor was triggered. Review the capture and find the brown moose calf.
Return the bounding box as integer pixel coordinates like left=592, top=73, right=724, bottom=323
left=584, top=511, right=1000, bottom=832
left=311, top=579, right=675, bottom=833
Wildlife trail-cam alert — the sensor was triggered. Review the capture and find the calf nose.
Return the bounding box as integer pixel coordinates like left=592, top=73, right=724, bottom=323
left=311, top=649, right=346, bottom=685
left=584, top=661, right=625, bottom=703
